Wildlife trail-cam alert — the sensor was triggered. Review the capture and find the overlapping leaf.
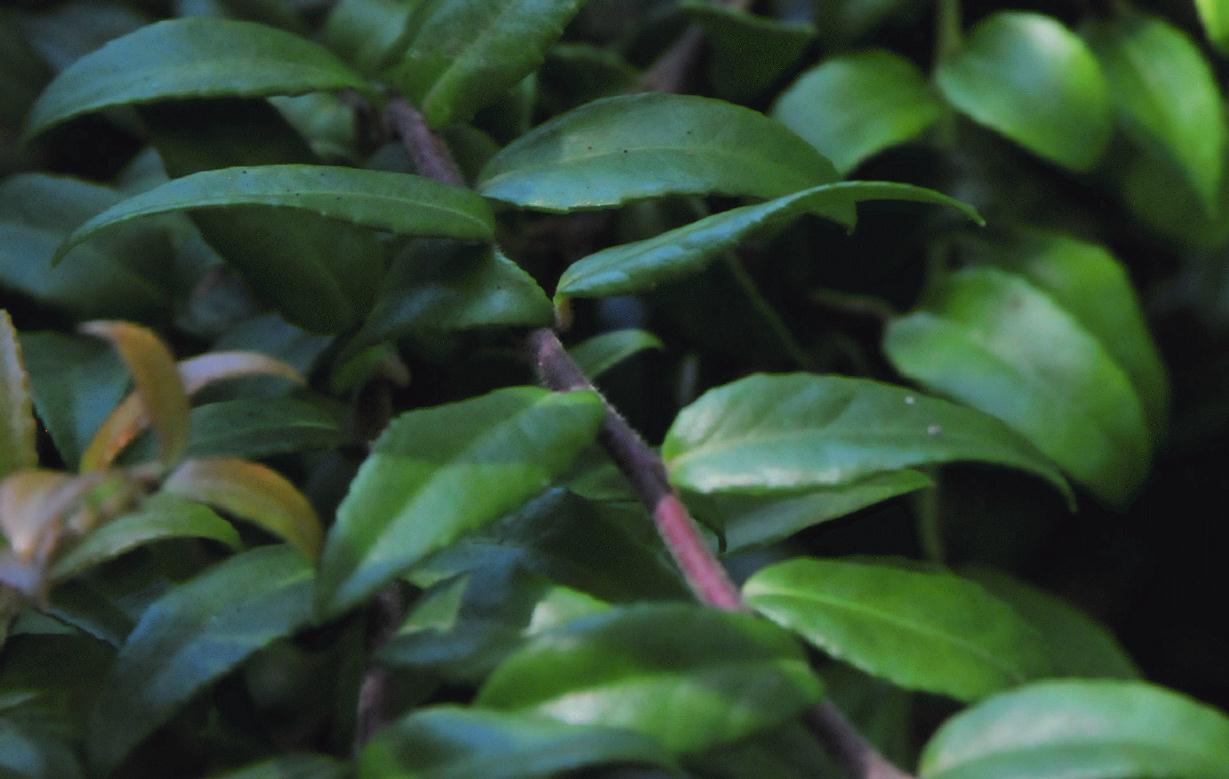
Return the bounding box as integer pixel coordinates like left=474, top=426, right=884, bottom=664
left=680, top=2, right=815, bottom=101
left=0, top=311, right=36, bottom=480
left=568, top=329, right=663, bottom=378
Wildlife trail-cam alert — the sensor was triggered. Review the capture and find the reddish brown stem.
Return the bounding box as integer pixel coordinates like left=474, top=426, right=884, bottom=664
left=385, top=97, right=466, bottom=187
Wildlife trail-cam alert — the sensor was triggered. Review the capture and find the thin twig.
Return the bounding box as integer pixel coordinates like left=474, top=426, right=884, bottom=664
left=385, top=97, right=466, bottom=187
left=641, top=27, right=708, bottom=93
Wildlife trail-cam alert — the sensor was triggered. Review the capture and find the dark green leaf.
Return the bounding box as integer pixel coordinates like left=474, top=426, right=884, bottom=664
left=773, top=50, right=943, bottom=174
left=385, top=0, right=586, bottom=128
left=662, top=373, right=1069, bottom=500
left=477, top=603, right=823, bottom=753
left=0, top=719, right=84, bottom=779
left=919, top=680, right=1229, bottom=779
left=58, top=165, right=495, bottom=265
left=50, top=495, right=239, bottom=582
left=680, top=2, right=815, bottom=101
left=687, top=722, right=833, bottom=779
left=0, top=311, right=36, bottom=480
left=86, top=546, right=315, bottom=775
left=359, top=706, right=673, bottom=778
left=323, top=0, right=419, bottom=74
left=744, top=557, right=1051, bottom=701
left=884, top=266, right=1152, bottom=506
left=477, top=93, right=844, bottom=213
left=557, top=181, right=980, bottom=298
left=1087, top=10, right=1225, bottom=213
left=210, top=754, right=348, bottom=779
left=317, top=387, right=604, bottom=617
left=25, top=18, right=368, bottom=137
left=184, top=397, right=344, bottom=460
left=569, top=329, right=663, bottom=378
left=22, top=1, right=148, bottom=73
left=936, top=12, right=1111, bottom=171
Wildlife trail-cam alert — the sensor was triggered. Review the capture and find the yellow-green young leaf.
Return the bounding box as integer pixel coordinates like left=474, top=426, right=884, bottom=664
left=0, top=470, right=74, bottom=563
left=477, top=604, right=823, bottom=754
left=50, top=494, right=241, bottom=583
left=744, top=558, right=1051, bottom=701
left=360, top=706, right=674, bottom=778
left=56, top=166, right=496, bottom=265
left=385, top=0, right=587, bottom=129
left=884, top=266, right=1153, bottom=507
left=316, top=387, right=604, bottom=617
left=0, top=311, right=37, bottom=479
left=680, top=2, right=815, bottom=101
left=24, top=18, right=369, bottom=137
left=936, top=12, right=1112, bottom=171
left=86, top=546, right=315, bottom=775
left=477, top=93, right=846, bottom=214
left=568, top=329, right=663, bottom=379
left=161, top=458, right=322, bottom=559
left=919, top=680, right=1229, bottom=779
left=773, top=50, right=944, bottom=174
left=79, top=321, right=189, bottom=473
left=1086, top=10, right=1226, bottom=214
left=1196, top=0, right=1229, bottom=53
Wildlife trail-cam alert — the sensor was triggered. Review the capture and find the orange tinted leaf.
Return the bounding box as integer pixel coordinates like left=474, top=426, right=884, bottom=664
left=0, top=311, right=37, bottom=479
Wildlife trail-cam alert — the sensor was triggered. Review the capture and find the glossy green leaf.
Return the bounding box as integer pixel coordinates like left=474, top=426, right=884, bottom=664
left=936, top=12, right=1111, bottom=171
left=477, top=603, right=823, bottom=753
left=323, top=0, right=419, bottom=74
left=360, top=706, right=672, bottom=778
left=317, top=387, right=604, bottom=617
left=662, top=373, right=1069, bottom=500
left=1087, top=11, right=1225, bottom=213
left=680, top=2, right=815, bottom=101
left=1197, top=0, right=1229, bottom=52
left=773, top=50, right=944, bottom=174
left=569, top=329, right=663, bottom=378
left=86, top=546, right=315, bottom=775
left=745, top=558, right=1051, bottom=701
left=0, top=311, right=36, bottom=480
left=385, top=0, right=586, bottom=128
left=25, top=18, right=368, bottom=137
left=919, top=679, right=1229, bottom=779
left=477, top=93, right=845, bottom=213
left=884, top=266, right=1152, bottom=506
left=50, top=494, right=241, bottom=582
left=211, top=754, right=347, bottom=779
left=557, top=181, right=980, bottom=298
left=57, top=165, right=495, bottom=265
left=962, top=567, right=1139, bottom=679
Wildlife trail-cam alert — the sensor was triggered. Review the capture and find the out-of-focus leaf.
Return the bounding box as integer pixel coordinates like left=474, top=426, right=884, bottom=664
left=316, top=387, right=604, bottom=617
left=1197, top=0, right=1229, bottom=52
left=25, top=18, right=367, bottom=137
left=384, top=0, right=586, bottom=128
left=50, top=494, right=239, bottom=582
left=884, top=266, right=1152, bottom=506
left=773, top=50, right=943, bottom=174
left=0, top=311, right=36, bottom=480
left=686, top=722, right=833, bottom=779
left=1087, top=10, right=1225, bottom=213
left=79, top=321, right=189, bottom=473
left=662, top=373, right=1069, bottom=500
left=919, top=680, right=1229, bottom=779
left=477, top=603, right=823, bottom=753
left=540, top=44, right=639, bottom=110
left=962, top=566, right=1139, bottom=679
left=478, top=93, right=845, bottom=213
left=568, top=329, right=662, bottom=378
left=359, top=706, right=673, bottom=778
left=21, top=1, right=148, bottom=73
left=57, top=166, right=495, bottom=265
left=162, top=458, right=322, bottom=558
left=0, top=718, right=85, bottom=778
left=557, top=181, right=980, bottom=298
left=744, top=558, right=1051, bottom=701
left=680, top=2, right=815, bottom=101
left=86, top=546, right=315, bottom=775
left=936, top=12, right=1111, bottom=171
left=323, top=0, right=419, bottom=74
left=210, top=753, right=348, bottom=779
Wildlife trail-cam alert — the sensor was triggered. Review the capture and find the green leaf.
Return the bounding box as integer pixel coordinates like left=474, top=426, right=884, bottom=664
left=316, top=387, right=604, bottom=617
left=86, top=546, right=315, bottom=775
left=323, top=0, right=419, bottom=74
left=662, top=373, right=1069, bottom=500
left=1197, top=0, right=1229, bottom=53
left=0, top=311, right=36, bottom=480
left=919, top=679, right=1229, bottom=779
left=477, top=603, right=823, bottom=753
left=936, top=12, right=1111, bottom=171
left=962, top=566, right=1140, bottom=680
left=360, top=706, right=673, bottom=778
left=679, top=2, right=815, bottom=101
left=385, top=0, right=587, bottom=129
left=477, top=93, right=845, bottom=213
left=569, top=329, right=663, bottom=378
left=57, top=165, right=495, bottom=265
left=353, top=242, right=553, bottom=348
left=211, top=754, right=348, bottom=779
left=884, top=266, right=1152, bottom=506
left=557, top=181, right=981, bottom=299
left=24, top=18, right=368, bottom=137
left=773, top=50, right=944, bottom=174
left=133, top=397, right=346, bottom=462
left=0, top=719, right=84, bottom=779
left=744, top=557, right=1051, bottom=701
left=50, top=494, right=241, bottom=582
left=1086, top=10, right=1226, bottom=214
